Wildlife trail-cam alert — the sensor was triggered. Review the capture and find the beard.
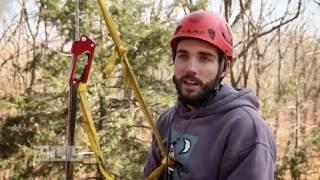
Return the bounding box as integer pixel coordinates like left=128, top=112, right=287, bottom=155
left=173, top=74, right=217, bottom=107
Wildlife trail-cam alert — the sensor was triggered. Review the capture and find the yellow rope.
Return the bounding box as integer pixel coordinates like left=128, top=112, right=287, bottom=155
left=97, top=0, right=166, bottom=156
left=78, top=83, right=115, bottom=180
left=146, top=157, right=175, bottom=180
left=96, top=1, right=176, bottom=179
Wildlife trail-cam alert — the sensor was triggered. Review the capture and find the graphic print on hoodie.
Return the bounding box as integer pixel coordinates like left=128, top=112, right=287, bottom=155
left=168, top=130, right=198, bottom=178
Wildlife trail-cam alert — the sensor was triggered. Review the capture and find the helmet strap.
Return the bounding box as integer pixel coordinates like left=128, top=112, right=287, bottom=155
left=211, top=53, right=227, bottom=96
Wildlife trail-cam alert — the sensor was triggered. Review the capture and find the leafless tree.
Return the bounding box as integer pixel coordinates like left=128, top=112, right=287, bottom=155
left=227, top=0, right=302, bottom=87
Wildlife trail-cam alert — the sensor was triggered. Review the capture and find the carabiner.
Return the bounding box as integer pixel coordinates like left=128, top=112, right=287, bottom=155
left=69, top=35, right=96, bottom=85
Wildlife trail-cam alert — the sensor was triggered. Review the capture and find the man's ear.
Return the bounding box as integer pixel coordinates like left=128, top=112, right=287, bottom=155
left=221, top=71, right=226, bottom=78
left=220, top=60, right=230, bottom=78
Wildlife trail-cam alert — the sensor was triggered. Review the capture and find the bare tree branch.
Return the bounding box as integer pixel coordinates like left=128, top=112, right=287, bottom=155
left=313, top=0, right=320, bottom=6
left=231, top=0, right=252, bottom=28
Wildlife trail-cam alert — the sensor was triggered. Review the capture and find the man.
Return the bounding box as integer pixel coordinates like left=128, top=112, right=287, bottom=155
left=144, top=10, right=276, bottom=180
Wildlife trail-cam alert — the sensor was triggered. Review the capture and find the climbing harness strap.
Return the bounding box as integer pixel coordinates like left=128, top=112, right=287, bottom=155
left=78, top=83, right=114, bottom=179
left=96, top=1, right=175, bottom=179
left=97, top=0, right=165, bottom=155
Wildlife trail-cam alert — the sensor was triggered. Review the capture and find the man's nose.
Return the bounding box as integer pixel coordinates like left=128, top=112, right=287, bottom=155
left=185, top=58, right=198, bottom=74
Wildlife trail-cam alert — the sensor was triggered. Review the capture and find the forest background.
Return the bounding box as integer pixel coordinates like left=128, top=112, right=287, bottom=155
left=0, top=0, right=320, bottom=179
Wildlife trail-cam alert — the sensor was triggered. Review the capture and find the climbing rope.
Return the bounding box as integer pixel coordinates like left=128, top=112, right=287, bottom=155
left=96, top=1, right=175, bottom=179
left=66, top=1, right=173, bottom=179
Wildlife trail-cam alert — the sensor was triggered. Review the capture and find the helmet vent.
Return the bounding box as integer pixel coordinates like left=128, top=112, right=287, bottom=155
left=175, top=25, right=182, bottom=35
left=222, top=32, right=226, bottom=41
left=208, top=29, right=215, bottom=40
left=225, top=24, right=233, bottom=45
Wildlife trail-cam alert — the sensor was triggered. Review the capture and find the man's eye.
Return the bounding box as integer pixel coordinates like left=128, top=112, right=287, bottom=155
left=199, top=56, right=211, bottom=62
left=177, top=54, right=188, bottom=59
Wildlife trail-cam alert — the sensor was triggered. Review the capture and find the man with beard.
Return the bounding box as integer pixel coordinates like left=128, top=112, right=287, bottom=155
left=144, top=10, right=276, bottom=180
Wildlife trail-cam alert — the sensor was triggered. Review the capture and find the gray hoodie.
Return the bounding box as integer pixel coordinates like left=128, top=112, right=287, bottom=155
left=144, top=84, right=276, bottom=180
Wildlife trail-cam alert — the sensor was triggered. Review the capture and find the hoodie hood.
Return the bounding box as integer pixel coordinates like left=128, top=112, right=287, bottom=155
left=176, top=84, right=259, bottom=119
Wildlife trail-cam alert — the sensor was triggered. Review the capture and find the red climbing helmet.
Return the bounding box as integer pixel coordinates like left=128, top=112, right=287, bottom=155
left=170, top=10, right=234, bottom=62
